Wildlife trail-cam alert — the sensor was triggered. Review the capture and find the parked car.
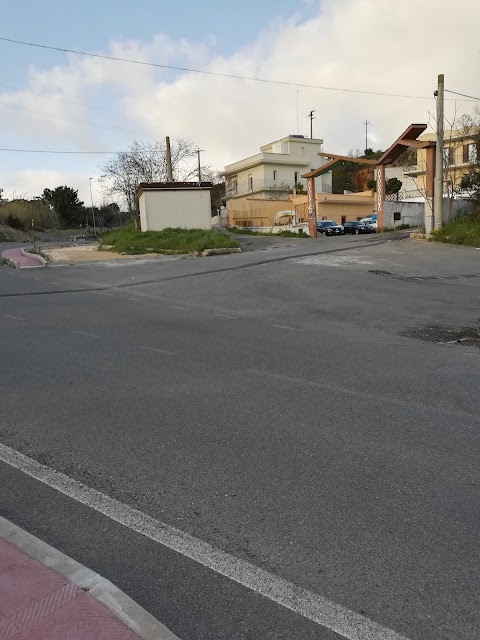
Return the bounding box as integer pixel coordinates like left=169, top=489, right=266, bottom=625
left=360, top=216, right=377, bottom=230
left=343, top=221, right=376, bottom=235
left=317, top=220, right=345, bottom=236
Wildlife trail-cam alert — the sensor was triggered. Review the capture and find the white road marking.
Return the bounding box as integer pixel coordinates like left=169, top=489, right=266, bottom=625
left=71, top=330, right=100, bottom=339
left=0, top=442, right=409, bottom=640
left=95, top=291, right=115, bottom=297
left=169, top=305, right=189, bottom=311
left=128, top=298, right=144, bottom=303
left=3, top=314, right=25, bottom=321
left=272, top=324, right=305, bottom=332
left=213, top=313, right=238, bottom=319
left=138, top=346, right=177, bottom=356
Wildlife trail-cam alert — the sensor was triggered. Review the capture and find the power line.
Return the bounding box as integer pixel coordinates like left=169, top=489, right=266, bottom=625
left=0, top=83, right=114, bottom=113
left=0, top=102, right=153, bottom=137
left=0, top=148, right=117, bottom=154
left=445, top=89, right=480, bottom=101
left=0, top=148, right=180, bottom=154
left=0, top=35, right=454, bottom=101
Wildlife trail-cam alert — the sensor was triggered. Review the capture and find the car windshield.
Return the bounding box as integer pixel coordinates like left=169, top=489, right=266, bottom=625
left=322, top=221, right=337, bottom=227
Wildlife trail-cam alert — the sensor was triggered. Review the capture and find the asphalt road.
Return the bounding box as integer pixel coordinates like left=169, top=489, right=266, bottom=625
left=1, top=233, right=480, bottom=639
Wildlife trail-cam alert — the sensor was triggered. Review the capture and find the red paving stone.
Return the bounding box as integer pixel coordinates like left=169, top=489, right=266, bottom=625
left=0, top=539, right=141, bottom=640
left=1, top=248, right=44, bottom=268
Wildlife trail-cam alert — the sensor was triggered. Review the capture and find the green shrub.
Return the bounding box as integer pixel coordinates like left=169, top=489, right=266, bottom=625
left=431, top=214, right=480, bottom=247
left=5, top=214, right=26, bottom=230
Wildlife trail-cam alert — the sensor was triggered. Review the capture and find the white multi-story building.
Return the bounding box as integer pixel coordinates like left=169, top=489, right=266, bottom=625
left=224, top=135, right=332, bottom=201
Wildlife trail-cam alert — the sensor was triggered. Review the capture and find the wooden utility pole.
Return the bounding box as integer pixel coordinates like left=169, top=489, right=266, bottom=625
left=166, top=136, right=173, bottom=181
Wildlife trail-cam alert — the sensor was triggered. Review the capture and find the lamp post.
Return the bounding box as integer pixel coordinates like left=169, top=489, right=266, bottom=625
left=89, top=178, right=97, bottom=236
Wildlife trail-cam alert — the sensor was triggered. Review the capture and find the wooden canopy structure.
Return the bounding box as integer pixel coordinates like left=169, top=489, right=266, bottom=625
left=302, top=124, right=435, bottom=236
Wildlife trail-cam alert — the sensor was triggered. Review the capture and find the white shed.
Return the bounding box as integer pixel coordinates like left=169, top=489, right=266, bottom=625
left=137, top=182, right=213, bottom=232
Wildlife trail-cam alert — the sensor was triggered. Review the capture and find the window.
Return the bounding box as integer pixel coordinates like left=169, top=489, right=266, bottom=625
left=394, top=211, right=401, bottom=221
left=444, top=147, right=454, bottom=165
left=463, top=143, right=478, bottom=164
left=273, top=170, right=277, bottom=180
left=294, top=172, right=299, bottom=184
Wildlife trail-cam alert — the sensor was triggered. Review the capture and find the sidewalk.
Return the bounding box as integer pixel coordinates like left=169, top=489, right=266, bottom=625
left=1, top=248, right=45, bottom=269
left=0, top=518, right=179, bottom=640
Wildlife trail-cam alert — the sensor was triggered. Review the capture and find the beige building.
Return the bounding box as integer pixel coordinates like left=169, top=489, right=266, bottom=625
left=405, top=126, right=479, bottom=196
left=227, top=191, right=374, bottom=228
left=224, top=135, right=332, bottom=201
left=137, top=182, right=212, bottom=231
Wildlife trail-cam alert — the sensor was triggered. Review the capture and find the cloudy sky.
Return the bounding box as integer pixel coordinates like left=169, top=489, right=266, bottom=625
left=0, top=0, right=479, bottom=206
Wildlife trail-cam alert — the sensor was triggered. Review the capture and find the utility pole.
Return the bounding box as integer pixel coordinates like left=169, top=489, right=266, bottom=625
left=308, top=110, right=316, bottom=139
left=433, top=74, right=444, bottom=230
left=196, top=149, right=205, bottom=186
left=89, top=178, right=97, bottom=237
left=364, top=120, right=370, bottom=153
left=166, top=136, right=173, bottom=181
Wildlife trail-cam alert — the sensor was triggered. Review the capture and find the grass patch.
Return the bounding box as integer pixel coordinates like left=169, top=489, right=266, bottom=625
left=99, top=224, right=239, bottom=255
left=430, top=214, right=480, bottom=247
left=378, top=224, right=414, bottom=233
left=227, top=227, right=309, bottom=238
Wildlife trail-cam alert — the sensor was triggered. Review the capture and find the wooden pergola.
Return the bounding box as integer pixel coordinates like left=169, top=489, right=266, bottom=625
left=302, top=124, right=435, bottom=236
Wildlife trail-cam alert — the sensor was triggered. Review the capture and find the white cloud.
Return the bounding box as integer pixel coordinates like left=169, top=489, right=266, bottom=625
left=1, top=0, right=479, bottom=198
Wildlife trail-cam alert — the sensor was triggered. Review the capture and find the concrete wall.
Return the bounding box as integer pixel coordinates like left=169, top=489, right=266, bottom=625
left=384, top=201, right=424, bottom=228
left=140, top=189, right=212, bottom=231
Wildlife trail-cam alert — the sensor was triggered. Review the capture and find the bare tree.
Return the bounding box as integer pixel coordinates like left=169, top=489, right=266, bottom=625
left=425, top=108, right=480, bottom=221
left=99, top=138, right=209, bottom=216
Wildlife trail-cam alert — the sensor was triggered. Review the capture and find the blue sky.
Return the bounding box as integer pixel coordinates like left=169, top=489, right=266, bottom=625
left=1, top=0, right=317, bottom=84
left=0, top=0, right=478, bottom=205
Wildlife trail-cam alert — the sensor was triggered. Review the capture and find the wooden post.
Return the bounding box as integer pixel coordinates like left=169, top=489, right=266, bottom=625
left=375, top=164, right=385, bottom=230
left=307, top=177, right=317, bottom=237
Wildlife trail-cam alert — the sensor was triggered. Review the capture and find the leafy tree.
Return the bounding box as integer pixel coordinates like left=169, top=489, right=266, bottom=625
left=42, top=186, right=84, bottom=226
left=386, top=177, right=402, bottom=194
left=366, top=178, right=376, bottom=191
left=461, top=169, right=480, bottom=208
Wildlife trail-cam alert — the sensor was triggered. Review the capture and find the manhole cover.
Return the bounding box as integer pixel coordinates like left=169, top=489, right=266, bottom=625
left=369, top=269, right=393, bottom=276
left=401, top=325, right=480, bottom=347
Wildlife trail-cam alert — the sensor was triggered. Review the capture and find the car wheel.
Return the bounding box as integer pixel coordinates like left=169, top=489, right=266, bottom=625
left=355, top=229, right=360, bottom=235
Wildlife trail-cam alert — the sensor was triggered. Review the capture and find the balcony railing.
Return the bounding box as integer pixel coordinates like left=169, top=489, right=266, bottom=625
left=227, top=178, right=332, bottom=198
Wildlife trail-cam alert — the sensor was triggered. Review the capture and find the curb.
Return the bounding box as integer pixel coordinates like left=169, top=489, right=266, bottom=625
left=1, top=256, right=20, bottom=269
left=0, top=516, right=180, bottom=640
left=202, top=247, right=242, bottom=256
left=21, top=247, right=47, bottom=266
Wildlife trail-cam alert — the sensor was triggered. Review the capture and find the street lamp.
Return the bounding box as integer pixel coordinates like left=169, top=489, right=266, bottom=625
left=89, top=178, right=97, bottom=236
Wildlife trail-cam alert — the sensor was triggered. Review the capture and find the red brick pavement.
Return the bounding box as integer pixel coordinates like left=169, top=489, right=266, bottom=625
left=0, top=539, right=141, bottom=640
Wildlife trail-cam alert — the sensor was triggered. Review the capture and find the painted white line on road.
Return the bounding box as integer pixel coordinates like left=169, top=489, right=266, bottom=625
left=95, top=291, right=114, bottom=297
left=271, top=324, right=305, bottom=332
left=128, top=298, right=144, bottom=303
left=0, top=442, right=409, bottom=640
left=213, top=313, right=238, bottom=319
left=71, top=330, right=100, bottom=339
left=3, top=314, right=25, bottom=321
left=169, top=305, right=190, bottom=311
left=138, top=346, right=177, bottom=356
